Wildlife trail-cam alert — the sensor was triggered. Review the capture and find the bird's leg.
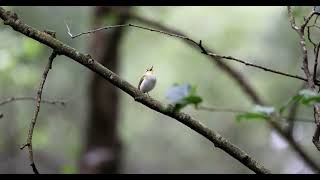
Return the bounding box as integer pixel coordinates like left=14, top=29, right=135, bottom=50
left=134, top=95, right=143, bottom=101
left=134, top=92, right=145, bottom=101
left=134, top=92, right=151, bottom=101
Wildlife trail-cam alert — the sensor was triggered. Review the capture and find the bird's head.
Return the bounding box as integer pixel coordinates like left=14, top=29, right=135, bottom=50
left=145, top=66, right=154, bottom=74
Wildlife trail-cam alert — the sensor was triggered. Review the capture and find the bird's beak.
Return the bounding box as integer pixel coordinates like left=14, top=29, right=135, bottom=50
left=150, top=66, right=153, bottom=71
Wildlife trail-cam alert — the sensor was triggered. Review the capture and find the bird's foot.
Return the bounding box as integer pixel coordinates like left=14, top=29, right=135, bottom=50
left=134, top=95, right=144, bottom=101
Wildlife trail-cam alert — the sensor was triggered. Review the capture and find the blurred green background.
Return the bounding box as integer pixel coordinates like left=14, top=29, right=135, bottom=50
left=0, top=6, right=319, bottom=174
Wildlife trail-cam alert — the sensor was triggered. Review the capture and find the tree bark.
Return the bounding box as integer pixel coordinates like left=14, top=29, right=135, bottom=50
left=79, top=6, right=131, bottom=174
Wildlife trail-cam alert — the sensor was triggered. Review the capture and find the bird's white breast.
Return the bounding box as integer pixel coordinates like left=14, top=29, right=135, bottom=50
left=140, top=74, right=156, bottom=93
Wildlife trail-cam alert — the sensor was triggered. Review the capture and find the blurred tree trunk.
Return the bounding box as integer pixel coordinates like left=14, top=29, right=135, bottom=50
left=79, top=6, right=130, bottom=174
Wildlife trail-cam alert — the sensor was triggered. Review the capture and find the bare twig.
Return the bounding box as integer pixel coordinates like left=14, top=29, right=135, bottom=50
left=197, top=105, right=314, bottom=123
left=313, top=124, right=320, bottom=150
left=65, top=20, right=128, bottom=39
left=64, top=22, right=318, bottom=85
left=301, top=11, right=318, bottom=33
left=288, top=6, right=315, bottom=89
left=20, top=51, right=57, bottom=174
left=314, top=44, right=320, bottom=84
left=0, top=96, right=66, bottom=106
left=0, top=8, right=271, bottom=174
left=206, top=53, right=315, bottom=84
left=197, top=105, right=249, bottom=114
left=287, top=7, right=300, bottom=32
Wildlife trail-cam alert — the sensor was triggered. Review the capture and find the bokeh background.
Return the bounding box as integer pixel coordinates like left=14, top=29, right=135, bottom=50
left=0, top=6, right=319, bottom=174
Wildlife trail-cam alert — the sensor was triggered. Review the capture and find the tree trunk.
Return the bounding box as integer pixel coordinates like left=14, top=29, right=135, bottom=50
left=79, top=6, right=131, bottom=174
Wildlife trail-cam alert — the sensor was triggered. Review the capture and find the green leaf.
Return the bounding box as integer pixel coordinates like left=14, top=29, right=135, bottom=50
left=278, top=89, right=320, bottom=114
left=184, top=95, right=203, bottom=106
left=172, top=103, right=187, bottom=112
left=301, top=96, right=320, bottom=105
left=165, top=83, right=203, bottom=111
left=235, top=112, right=269, bottom=122
left=298, top=89, right=320, bottom=105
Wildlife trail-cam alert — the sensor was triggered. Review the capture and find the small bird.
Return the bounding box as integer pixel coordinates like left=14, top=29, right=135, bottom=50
left=138, top=66, right=156, bottom=96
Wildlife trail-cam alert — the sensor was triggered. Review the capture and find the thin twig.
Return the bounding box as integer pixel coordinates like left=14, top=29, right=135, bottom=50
left=65, top=20, right=129, bottom=39
left=314, top=44, right=320, bottom=84
left=287, top=6, right=300, bottom=32
left=0, top=96, right=66, bottom=106
left=0, top=8, right=271, bottom=174
left=197, top=105, right=314, bottom=123
left=301, top=11, right=317, bottom=33
left=64, top=21, right=318, bottom=85
left=21, top=51, right=57, bottom=174
left=197, top=105, right=249, bottom=114
left=206, top=53, right=315, bottom=84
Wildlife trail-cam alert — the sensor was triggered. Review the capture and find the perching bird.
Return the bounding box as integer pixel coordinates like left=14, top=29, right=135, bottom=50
left=138, top=66, right=156, bottom=96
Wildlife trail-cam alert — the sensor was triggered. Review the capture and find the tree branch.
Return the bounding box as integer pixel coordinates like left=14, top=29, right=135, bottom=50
left=20, top=51, right=57, bottom=174
left=0, top=7, right=271, bottom=174
left=65, top=20, right=128, bottom=39
left=206, top=53, right=316, bottom=84
left=197, top=105, right=249, bottom=114
left=87, top=7, right=320, bottom=173
left=0, top=96, right=66, bottom=106
left=65, top=21, right=318, bottom=86
left=313, top=44, right=320, bottom=83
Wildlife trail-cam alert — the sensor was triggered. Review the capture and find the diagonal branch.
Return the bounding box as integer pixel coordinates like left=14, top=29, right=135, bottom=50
left=71, top=8, right=320, bottom=173
left=0, top=7, right=270, bottom=174
left=20, top=51, right=57, bottom=174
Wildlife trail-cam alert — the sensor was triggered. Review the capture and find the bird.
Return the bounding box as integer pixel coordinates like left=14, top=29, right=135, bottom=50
left=138, top=66, right=156, bottom=96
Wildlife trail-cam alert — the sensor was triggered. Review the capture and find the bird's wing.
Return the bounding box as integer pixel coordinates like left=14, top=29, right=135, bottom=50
left=138, top=75, right=146, bottom=90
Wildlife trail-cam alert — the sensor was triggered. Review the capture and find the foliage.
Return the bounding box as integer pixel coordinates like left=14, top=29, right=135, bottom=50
left=236, top=89, right=320, bottom=122
left=279, top=89, right=320, bottom=115
left=165, top=84, right=203, bottom=112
